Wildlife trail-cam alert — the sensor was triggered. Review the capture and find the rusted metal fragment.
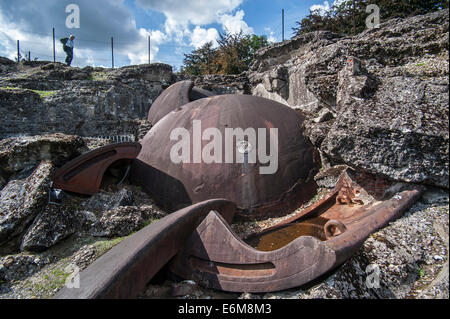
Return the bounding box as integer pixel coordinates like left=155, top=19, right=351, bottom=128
left=326, top=187, right=424, bottom=265
left=170, top=170, right=424, bottom=292
left=51, top=142, right=141, bottom=195
left=147, top=80, right=213, bottom=125
left=132, top=94, right=320, bottom=218
left=170, top=211, right=336, bottom=293
left=53, top=199, right=236, bottom=299
left=189, top=86, right=214, bottom=101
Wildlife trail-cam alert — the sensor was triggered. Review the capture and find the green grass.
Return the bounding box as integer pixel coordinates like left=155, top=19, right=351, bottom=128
left=90, top=71, right=109, bottom=81
left=418, top=268, right=426, bottom=278
left=2, top=86, right=56, bottom=98
left=20, top=261, right=73, bottom=298
left=93, top=236, right=126, bottom=255
left=31, top=89, right=56, bottom=98
left=16, top=237, right=126, bottom=298
left=3, top=86, right=19, bottom=91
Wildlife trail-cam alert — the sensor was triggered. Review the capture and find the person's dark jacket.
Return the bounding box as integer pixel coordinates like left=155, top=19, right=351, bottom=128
left=60, top=38, right=69, bottom=51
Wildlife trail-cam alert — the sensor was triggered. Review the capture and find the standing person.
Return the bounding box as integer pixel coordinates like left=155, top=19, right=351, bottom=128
left=60, top=35, right=75, bottom=66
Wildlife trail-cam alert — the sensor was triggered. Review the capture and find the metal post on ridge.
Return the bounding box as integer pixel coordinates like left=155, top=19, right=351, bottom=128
left=148, top=35, right=151, bottom=64
left=111, top=37, right=114, bottom=69
left=53, top=28, right=56, bottom=63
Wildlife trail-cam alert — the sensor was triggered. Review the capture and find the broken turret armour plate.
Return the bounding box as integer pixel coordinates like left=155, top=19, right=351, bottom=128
left=131, top=94, right=321, bottom=218
left=147, top=80, right=214, bottom=125
left=53, top=199, right=236, bottom=299
left=52, top=142, right=141, bottom=195
left=169, top=170, right=424, bottom=293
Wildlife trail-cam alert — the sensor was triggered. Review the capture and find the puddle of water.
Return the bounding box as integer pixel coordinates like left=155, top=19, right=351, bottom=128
left=245, top=217, right=329, bottom=252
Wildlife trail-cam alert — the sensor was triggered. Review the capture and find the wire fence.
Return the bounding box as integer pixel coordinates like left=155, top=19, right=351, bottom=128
left=6, top=10, right=294, bottom=69
left=8, top=27, right=201, bottom=69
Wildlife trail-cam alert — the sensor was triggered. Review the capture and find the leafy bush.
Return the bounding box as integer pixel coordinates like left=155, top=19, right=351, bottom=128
left=181, top=31, right=269, bottom=76
left=292, top=0, right=449, bottom=36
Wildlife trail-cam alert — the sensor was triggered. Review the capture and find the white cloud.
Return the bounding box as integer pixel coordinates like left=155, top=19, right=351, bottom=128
left=218, top=10, right=253, bottom=35
left=310, top=0, right=349, bottom=16
left=189, top=26, right=219, bottom=49
left=127, top=28, right=166, bottom=65
left=0, top=0, right=255, bottom=68
left=136, top=0, right=243, bottom=27
left=136, top=0, right=253, bottom=47
left=0, top=0, right=169, bottom=67
left=310, top=1, right=330, bottom=15
left=332, top=0, right=348, bottom=7
left=264, top=27, right=277, bottom=43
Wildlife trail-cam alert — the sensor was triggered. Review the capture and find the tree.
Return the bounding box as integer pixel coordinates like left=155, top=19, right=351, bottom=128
left=182, top=41, right=217, bottom=76
left=182, top=31, right=269, bottom=76
left=293, top=0, right=449, bottom=36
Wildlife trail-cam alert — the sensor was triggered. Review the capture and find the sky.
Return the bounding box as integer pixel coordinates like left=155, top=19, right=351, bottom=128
left=0, top=0, right=339, bottom=70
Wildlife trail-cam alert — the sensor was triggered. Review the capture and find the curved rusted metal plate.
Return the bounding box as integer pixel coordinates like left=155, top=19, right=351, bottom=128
left=170, top=211, right=336, bottom=293
left=52, top=142, right=141, bottom=195
left=326, top=187, right=424, bottom=265
left=132, top=94, right=320, bottom=218
left=189, top=86, right=214, bottom=101
left=170, top=172, right=424, bottom=292
left=147, top=80, right=214, bottom=125
left=53, top=199, right=236, bottom=299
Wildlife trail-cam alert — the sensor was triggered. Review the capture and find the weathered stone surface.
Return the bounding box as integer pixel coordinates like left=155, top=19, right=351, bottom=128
left=0, top=161, right=53, bottom=251
left=20, top=205, right=87, bottom=252
left=0, top=63, right=173, bottom=139
left=90, top=205, right=166, bottom=237
left=248, top=9, right=449, bottom=188
left=314, top=165, right=349, bottom=188
left=171, top=280, right=198, bottom=297
left=0, top=57, right=17, bottom=76
left=191, top=74, right=251, bottom=95
left=0, top=56, right=15, bottom=66
left=313, top=108, right=334, bottom=123
left=111, top=63, right=173, bottom=83
left=136, top=120, right=153, bottom=142
left=249, top=30, right=341, bottom=109
left=0, top=134, right=85, bottom=183
left=70, top=244, right=99, bottom=271
left=82, top=188, right=135, bottom=213
left=0, top=135, right=88, bottom=253
left=18, top=183, right=165, bottom=250
left=321, top=54, right=448, bottom=188
left=0, top=254, right=50, bottom=282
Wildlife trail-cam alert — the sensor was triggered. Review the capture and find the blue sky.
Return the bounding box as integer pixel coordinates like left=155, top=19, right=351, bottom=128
left=0, top=0, right=333, bottom=69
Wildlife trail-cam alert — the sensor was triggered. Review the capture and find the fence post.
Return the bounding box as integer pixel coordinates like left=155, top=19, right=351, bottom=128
left=28, top=51, right=31, bottom=62
left=353, top=0, right=356, bottom=34
left=111, top=37, right=114, bottom=69
left=17, top=40, right=20, bottom=63
left=53, top=28, right=56, bottom=63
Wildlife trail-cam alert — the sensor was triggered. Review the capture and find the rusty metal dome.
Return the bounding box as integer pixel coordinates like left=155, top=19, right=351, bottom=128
left=132, top=94, right=320, bottom=218
left=147, top=80, right=214, bottom=125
